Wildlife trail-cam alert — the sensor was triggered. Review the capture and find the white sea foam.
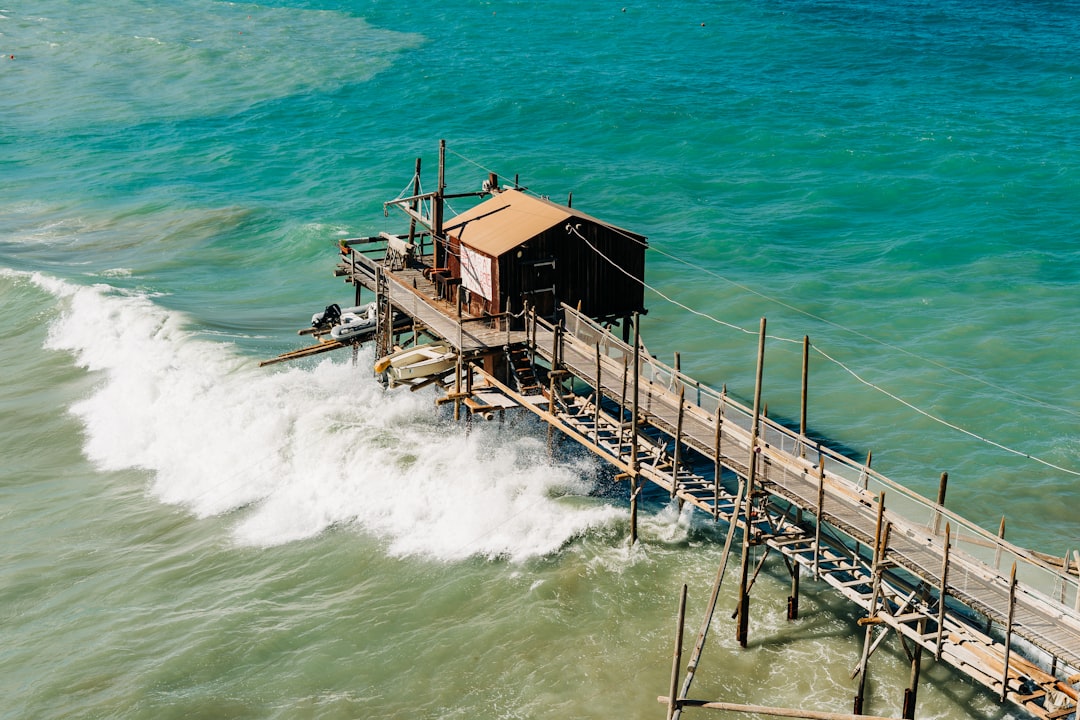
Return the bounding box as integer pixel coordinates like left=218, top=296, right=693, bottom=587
left=27, top=273, right=621, bottom=561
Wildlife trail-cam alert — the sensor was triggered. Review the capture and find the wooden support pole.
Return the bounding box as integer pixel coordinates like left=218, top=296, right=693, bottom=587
left=800, top=335, right=809, bottom=458
left=631, top=312, right=640, bottom=473
left=713, top=399, right=724, bottom=519
left=994, top=516, right=1005, bottom=570
left=454, top=285, right=463, bottom=422
left=902, top=617, right=926, bottom=719
left=932, top=472, right=948, bottom=536
left=407, top=156, right=421, bottom=249
left=434, top=140, right=446, bottom=267
left=935, top=523, right=951, bottom=660
left=788, top=560, right=800, bottom=621
left=657, top=698, right=901, bottom=720
left=815, top=458, right=825, bottom=581
left=668, top=584, right=688, bottom=720
left=530, top=306, right=537, bottom=367
left=594, top=343, right=602, bottom=446
left=619, top=356, right=628, bottom=461
left=630, top=312, right=641, bottom=546
left=855, top=496, right=888, bottom=715
left=672, top=385, right=685, bottom=499
left=1001, top=562, right=1018, bottom=702
left=860, top=451, right=872, bottom=491
left=737, top=317, right=767, bottom=648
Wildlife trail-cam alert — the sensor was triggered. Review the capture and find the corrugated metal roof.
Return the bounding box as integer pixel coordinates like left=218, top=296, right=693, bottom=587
left=444, top=189, right=643, bottom=257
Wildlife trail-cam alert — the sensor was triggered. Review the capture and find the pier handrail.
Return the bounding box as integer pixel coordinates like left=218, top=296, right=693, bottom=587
left=557, top=304, right=1080, bottom=622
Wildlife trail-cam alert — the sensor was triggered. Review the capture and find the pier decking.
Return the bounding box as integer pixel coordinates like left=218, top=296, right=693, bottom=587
left=266, top=144, right=1080, bottom=720
left=311, top=241, right=1080, bottom=720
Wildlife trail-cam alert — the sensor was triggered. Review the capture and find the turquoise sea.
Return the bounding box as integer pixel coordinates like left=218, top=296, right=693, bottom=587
left=3, top=1, right=1079, bottom=718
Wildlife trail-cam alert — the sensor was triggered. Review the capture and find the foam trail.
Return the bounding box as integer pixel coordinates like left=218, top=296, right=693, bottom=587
left=24, top=272, right=622, bottom=560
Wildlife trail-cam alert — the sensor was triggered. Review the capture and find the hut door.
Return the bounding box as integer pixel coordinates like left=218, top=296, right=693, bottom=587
left=525, top=259, right=556, bottom=318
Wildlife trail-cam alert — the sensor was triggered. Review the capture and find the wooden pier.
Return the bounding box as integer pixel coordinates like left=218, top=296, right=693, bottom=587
left=267, top=143, right=1080, bottom=720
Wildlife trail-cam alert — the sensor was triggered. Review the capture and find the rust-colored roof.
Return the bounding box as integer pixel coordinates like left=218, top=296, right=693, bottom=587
left=444, top=188, right=643, bottom=257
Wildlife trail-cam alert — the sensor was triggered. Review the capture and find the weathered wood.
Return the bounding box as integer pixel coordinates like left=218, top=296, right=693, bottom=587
left=258, top=338, right=345, bottom=366
left=1002, top=563, right=1018, bottom=702
left=668, top=584, right=688, bottom=720
left=737, top=318, right=767, bottom=648
left=659, top=697, right=902, bottom=720
left=936, top=523, right=951, bottom=659
left=800, top=335, right=809, bottom=457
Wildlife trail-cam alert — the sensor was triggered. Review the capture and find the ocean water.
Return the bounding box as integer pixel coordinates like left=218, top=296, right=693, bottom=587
left=2, top=1, right=1079, bottom=718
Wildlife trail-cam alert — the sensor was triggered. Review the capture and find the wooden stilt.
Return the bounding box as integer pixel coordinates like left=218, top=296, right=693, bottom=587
left=800, top=335, right=809, bottom=458
left=788, top=559, right=800, bottom=621
left=737, top=317, right=767, bottom=648
left=860, top=451, right=872, bottom=491
left=672, top=385, right=685, bottom=499
left=855, top=497, right=889, bottom=715
left=668, top=584, right=688, bottom=720
left=932, top=472, right=948, bottom=536
left=815, top=458, right=825, bottom=581
left=936, top=523, right=951, bottom=660
left=902, top=617, right=926, bottom=719
left=995, top=516, right=1005, bottom=570
left=629, top=312, right=641, bottom=546
left=407, top=156, right=421, bottom=249
left=1001, top=562, right=1018, bottom=702
left=713, top=399, right=724, bottom=519
left=619, top=357, right=628, bottom=461
left=454, top=286, right=463, bottom=422
left=594, top=343, right=602, bottom=446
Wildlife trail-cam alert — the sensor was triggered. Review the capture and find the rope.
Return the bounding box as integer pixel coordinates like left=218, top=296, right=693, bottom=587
left=562, top=224, right=1080, bottom=478
left=413, top=147, right=1079, bottom=477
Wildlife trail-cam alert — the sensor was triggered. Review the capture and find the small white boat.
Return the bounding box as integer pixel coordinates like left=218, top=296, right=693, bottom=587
left=330, top=302, right=378, bottom=341
left=378, top=341, right=457, bottom=382
left=311, top=302, right=370, bottom=330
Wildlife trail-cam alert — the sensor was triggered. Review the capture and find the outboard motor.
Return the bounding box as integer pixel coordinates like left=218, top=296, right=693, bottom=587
left=311, top=303, right=342, bottom=329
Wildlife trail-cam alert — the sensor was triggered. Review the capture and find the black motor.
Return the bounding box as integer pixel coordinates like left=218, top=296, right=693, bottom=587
left=312, top=303, right=341, bottom=329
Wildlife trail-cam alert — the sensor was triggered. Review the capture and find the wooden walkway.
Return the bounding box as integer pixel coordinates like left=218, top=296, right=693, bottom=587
left=325, top=245, right=1080, bottom=720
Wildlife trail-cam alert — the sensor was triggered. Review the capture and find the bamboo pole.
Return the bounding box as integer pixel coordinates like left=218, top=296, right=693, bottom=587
left=1001, top=562, right=1018, bottom=702
left=667, top=584, right=688, bottom=720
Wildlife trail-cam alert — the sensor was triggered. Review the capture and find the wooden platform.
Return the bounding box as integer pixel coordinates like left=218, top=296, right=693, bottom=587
left=277, top=242, right=1080, bottom=720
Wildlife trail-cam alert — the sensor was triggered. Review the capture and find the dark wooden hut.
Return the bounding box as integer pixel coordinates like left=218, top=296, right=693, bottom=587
left=442, top=189, right=647, bottom=326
